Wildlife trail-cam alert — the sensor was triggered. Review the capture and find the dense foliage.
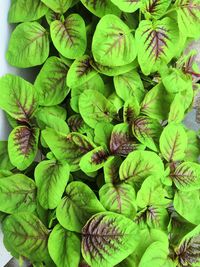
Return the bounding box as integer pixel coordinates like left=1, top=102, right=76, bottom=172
left=0, top=0, right=200, bottom=266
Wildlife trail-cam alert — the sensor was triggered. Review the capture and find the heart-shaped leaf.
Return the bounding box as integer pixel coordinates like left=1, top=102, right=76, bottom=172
left=99, top=183, right=137, bottom=218
left=80, top=146, right=110, bottom=173
left=0, top=74, right=38, bottom=123
left=6, top=22, right=49, bottom=67
left=80, top=0, right=121, bottom=18
left=67, top=55, right=97, bottom=88
left=175, top=0, right=200, bottom=38
left=35, top=159, right=70, bottom=209
left=119, top=150, right=164, bottom=186
left=8, top=0, right=48, bottom=23
left=114, top=70, right=145, bottom=102
left=56, top=182, right=105, bottom=232
left=79, top=90, right=117, bottom=128
left=42, top=128, right=95, bottom=171
left=8, top=126, right=39, bottom=171
left=159, top=123, right=188, bottom=162
left=0, top=174, right=36, bottom=214
left=92, top=15, right=137, bottom=67
left=132, top=116, right=162, bottom=151
left=34, top=56, right=70, bottom=106
left=48, top=224, right=81, bottom=267
left=136, top=18, right=179, bottom=75
left=2, top=212, right=50, bottom=263
left=41, top=0, right=73, bottom=13
left=171, top=162, right=200, bottom=191
left=50, top=14, right=87, bottom=59
left=81, top=212, right=139, bottom=267
left=141, top=0, right=171, bottom=19
left=110, top=0, right=140, bottom=12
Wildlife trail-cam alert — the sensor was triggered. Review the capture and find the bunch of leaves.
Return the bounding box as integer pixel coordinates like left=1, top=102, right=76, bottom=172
left=0, top=0, right=200, bottom=266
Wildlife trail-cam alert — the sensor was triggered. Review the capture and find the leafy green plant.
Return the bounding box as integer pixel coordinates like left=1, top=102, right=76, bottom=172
left=0, top=0, right=200, bottom=266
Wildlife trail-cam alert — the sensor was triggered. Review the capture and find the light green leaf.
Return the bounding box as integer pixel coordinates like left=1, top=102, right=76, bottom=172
left=56, top=181, right=105, bottom=232
left=50, top=14, right=87, bottom=59
left=175, top=0, right=200, bottom=38
left=94, top=122, right=113, bottom=147
left=0, top=142, right=13, bottom=170
left=104, top=156, right=122, bottom=184
left=81, top=212, right=139, bottom=267
left=8, top=126, right=39, bottom=171
left=36, top=105, right=67, bottom=121
left=6, top=22, right=49, bottom=68
left=171, top=162, right=200, bottom=191
left=141, top=0, right=171, bottom=19
left=168, top=94, right=185, bottom=123
left=123, top=96, right=140, bottom=123
left=119, top=150, right=164, bottom=187
left=174, top=190, right=200, bottom=225
left=35, top=159, right=70, bottom=209
left=92, top=15, right=137, bottom=67
left=80, top=0, right=121, bottom=18
left=8, top=0, right=48, bottom=23
left=80, top=146, right=109, bottom=173
left=41, top=0, right=72, bottom=13
left=48, top=224, right=81, bottom=267
left=79, top=90, right=117, bottom=128
left=159, top=123, right=188, bottom=162
left=99, top=183, right=137, bottom=218
left=114, top=70, right=145, bottom=102
left=136, top=18, right=179, bottom=75
left=141, top=83, right=172, bottom=120
left=34, top=57, right=70, bottom=106
left=0, top=174, right=36, bottom=214
left=132, top=116, right=162, bottom=151
left=0, top=74, right=38, bottom=122
left=110, top=0, right=140, bottom=12
left=2, top=212, right=50, bottom=263
left=108, top=92, right=124, bottom=112
left=42, top=128, right=94, bottom=171
left=67, top=55, right=97, bottom=88
left=184, top=130, right=200, bottom=162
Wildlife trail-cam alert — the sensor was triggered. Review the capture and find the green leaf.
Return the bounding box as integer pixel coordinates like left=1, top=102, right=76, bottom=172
left=79, top=90, right=117, bottom=128
left=136, top=18, right=179, bottom=75
left=80, top=0, right=121, bottom=18
left=0, top=74, right=38, bottom=122
left=110, top=0, right=140, bottom=12
left=67, top=55, right=97, bottom=88
left=119, top=150, right=164, bottom=187
left=56, top=181, right=105, bottom=232
left=175, top=0, right=200, bottom=38
left=48, top=224, right=81, bottom=267
left=6, top=22, right=49, bottom=68
left=8, top=126, right=39, bottom=171
left=0, top=141, right=13, bottom=170
left=170, top=162, right=200, bottom=191
left=0, top=174, right=36, bottom=214
left=99, top=183, right=137, bottom=218
left=37, top=105, right=67, bottom=121
left=159, top=123, right=188, bottom=162
left=34, top=57, right=70, bottom=106
left=92, top=15, right=137, bottom=67
left=174, top=190, right=200, bottom=225
left=42, top=128, right=94, bottom=171
left=68, top=115, right=91, bottom=135
left=80, top=146, right=109, bottom=173
left=41, top=0, right=72, bottom=13
left=8, top=0, right=48, bottom=23
left=168, top=94, right=185, bottom=123
left=123, top=96, right=140, bottom=123
left=132, top=116, right=162, bottom=151
left=50, top=14, right=87, bottom=59
left=141, top=0, right=171, bottom=19
left=141, top=83, right=172, bottom=120
left=114, top=70, right=145, bottom=102
left=94, top=122, right=114, bottom=147
left=175, top=224, right=200, bottom=267
left=184, top=130, right=200, bottom=162
left=110, top=123, right=141, bottom=156
left=35, top=160, right=70, bottom=209
left=81, top=212, right=139, bottom=267
left=2, top=212, right=50, bottom=263
left=104, top=156, right=122, bottom=184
